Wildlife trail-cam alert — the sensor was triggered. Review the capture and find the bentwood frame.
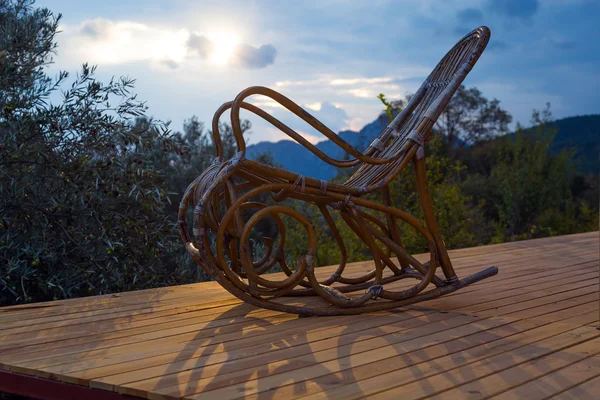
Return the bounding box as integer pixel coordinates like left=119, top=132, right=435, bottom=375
left=178, top=26, right=498, bottom=316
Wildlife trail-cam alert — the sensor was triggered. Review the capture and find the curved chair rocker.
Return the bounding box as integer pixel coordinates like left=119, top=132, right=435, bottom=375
left=178, top=26, right=498, bottom=316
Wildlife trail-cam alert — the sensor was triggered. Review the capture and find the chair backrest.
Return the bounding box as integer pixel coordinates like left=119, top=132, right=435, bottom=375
left=344, top=26, right=490, bottom=191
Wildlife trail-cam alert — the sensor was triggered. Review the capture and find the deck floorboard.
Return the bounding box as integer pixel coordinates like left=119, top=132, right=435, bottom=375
left=0, top=231, right=598, bottom=399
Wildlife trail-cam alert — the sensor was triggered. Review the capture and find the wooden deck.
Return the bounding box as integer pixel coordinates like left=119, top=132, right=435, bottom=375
left=0, top=231, right=598, bottom=400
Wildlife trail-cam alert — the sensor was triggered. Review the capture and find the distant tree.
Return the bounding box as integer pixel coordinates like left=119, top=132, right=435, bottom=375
left=437, top=85, right=512, bottom=144
left=465, top=104, right=598, bottom=240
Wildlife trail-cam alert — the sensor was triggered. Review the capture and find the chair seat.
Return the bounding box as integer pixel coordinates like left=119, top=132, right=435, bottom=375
left=237, top=159, right=369, bottom=196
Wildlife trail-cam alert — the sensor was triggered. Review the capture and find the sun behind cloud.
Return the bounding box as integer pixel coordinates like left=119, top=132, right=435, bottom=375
left=62, top=19, right=275, bottom=70
left=207, top=32, right=240, bottom=65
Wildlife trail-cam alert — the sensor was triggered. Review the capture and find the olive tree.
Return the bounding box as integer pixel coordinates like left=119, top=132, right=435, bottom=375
left=0, top=0, right=196, bottom=305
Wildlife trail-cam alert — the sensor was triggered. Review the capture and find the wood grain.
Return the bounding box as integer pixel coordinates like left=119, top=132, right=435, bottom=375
left=0, top=231, right=597, bottom=400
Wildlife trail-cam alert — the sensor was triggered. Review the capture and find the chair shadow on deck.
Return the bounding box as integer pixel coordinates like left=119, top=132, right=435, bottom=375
left=144, top=303, right=479, bottom=399
left=149, top=302, right=347, bottom=399
left=145, top=293, right=598, bottom=400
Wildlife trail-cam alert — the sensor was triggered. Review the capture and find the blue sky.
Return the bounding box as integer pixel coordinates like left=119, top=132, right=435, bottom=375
left=40, top=0, right=600, bottom=144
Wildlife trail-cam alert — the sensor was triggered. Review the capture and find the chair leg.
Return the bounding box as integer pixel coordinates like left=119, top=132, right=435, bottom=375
left=413, top=157, right=458, bottom=282
left=381, top=186, right=410, bottom=270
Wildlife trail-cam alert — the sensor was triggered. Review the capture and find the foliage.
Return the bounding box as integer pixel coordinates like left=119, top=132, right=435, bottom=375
left=0, top=0, right=192, bottom=305
left=0, top=0, right=263, bottom=305
left=526, top=114, right=600, bottom=174
left=377, top=93, right=405, bottom=122
left=437, top=85, right=512, bottom=144
left=464, top=104, right=599, bottom=241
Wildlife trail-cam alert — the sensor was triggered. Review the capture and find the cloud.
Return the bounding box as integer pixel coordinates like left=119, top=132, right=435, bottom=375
left=264, top=127, right=322, bottom=145
left=347, top=88, right=376, bottom=99
left=488, top=0, right=539, bottom=21
left=275, top=76, right=401, bottom=92
left=230, top=43, right=277, bottom=69
left=49, top=1, right=599, bottom=146
left=79, top=19, right=111, bottom=38
left=186, top=33, right=214, bottom=59
left=61, top=19, right=276, bottom=70
left=304, top=102, right=322, bottom=111
left=272, top=75, right=407, bottom=106
left=310, top=101, right=349, bottom=133
left=252, top=100, right=349, bottom=139
left=329, top=77, right=393, bottom=86
left=159, top=59, right=180, bottom=69
left=249, top=100, right=285, bottom=109
left=62, top=19, right=188, bottom=66
left=185, top=33, right=277, bottom=69
left=275, top=76, right=398, bottom=89
left=275, top=79, right=314, bottom=87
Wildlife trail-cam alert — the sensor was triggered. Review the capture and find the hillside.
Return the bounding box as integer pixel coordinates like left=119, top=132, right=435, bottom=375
left=530, top=115, right=599, bottom=174
left=247, top=114, right=599, bottom=180
left=246, top=114, right=389, bottom=180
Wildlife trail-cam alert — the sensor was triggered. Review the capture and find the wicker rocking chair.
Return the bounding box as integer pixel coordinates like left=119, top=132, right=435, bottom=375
left=178, top=26, right=498, bottom=316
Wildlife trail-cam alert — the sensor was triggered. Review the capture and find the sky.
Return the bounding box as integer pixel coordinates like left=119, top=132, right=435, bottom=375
left=40, top=0, right=600, bottom=145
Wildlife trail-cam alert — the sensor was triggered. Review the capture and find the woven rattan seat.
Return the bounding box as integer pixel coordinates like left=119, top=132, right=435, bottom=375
left=178, top=26, right=498, bottom=315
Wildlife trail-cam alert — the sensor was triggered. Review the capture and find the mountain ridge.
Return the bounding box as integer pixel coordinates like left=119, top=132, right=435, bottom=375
left=247, top=113, right=600, bottom=180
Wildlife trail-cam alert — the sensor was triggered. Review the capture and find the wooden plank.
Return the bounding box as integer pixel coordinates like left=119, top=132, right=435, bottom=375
left=0, top=231, right=596, bottom=400
left=14, top=260, right=587, bottom=368
left=131, top=283, right=598, bottom=399
left=488, top=355, right=600, bottom=400
left=82, top=268, right=596, bottom=378
left=297, top=308, right=600, bottom=400
left=1, top=257, right=590, bottom=356
left=181, top=314, right=600, bottom=400
left=27, top=296, right=597, bottom=393
left=0, top=262, right=581, bottom=348
left=0, top=231, right=594, bottom=326
left=34, top=267, right=596, bottom=382
left=550, top=374, right=600, bottom=400
left=127, top=313, right=516, bottom=399
left=6, top=249, right=593, bottom=368
left=425, top=337, right=600, bottom=399
left=0, top=290, right=239, bottom=329
left=22, top=262, right=594, bottom=386
left=0, top=238, right=594, bottom=336
left=2, top=309, right=297, bottom=367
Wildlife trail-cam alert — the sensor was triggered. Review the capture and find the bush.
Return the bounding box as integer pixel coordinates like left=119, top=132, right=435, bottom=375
left=0, top=0, right=195, bottom=304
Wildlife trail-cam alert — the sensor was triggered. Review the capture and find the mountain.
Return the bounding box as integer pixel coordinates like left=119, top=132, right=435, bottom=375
left=247, top=114, right=600, bottom=180
left=246, top=114, right=389, bottom=180
left=526, top=115, right=599, bottom=174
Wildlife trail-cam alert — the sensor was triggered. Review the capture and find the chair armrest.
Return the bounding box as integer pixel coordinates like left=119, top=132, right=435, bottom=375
left=211, top=99, right=360, bottom=168
left=222, top=86, right=416, bottom=166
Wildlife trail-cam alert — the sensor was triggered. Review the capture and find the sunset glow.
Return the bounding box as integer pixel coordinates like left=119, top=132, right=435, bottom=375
left=208, top=32, right=240, bottom=65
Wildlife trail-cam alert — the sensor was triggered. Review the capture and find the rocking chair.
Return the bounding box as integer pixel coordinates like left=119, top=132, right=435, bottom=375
left=178, top=26, right=498, bottom=316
